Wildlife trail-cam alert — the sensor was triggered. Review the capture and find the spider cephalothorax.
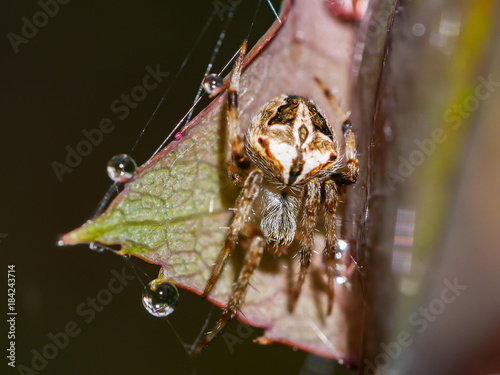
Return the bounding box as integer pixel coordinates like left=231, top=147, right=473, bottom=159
left=191, top=41, right=359, bottom=355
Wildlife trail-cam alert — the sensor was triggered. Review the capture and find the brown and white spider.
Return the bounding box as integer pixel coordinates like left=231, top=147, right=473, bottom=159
left=191, top=41, right=359, bottom=355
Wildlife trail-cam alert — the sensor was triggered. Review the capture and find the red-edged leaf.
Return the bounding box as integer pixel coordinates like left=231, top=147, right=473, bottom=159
left=61, top=0, right=363, bottom=364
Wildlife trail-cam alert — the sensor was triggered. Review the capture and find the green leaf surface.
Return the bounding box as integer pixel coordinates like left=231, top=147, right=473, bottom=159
left=62, top=0, right=364, bottom=363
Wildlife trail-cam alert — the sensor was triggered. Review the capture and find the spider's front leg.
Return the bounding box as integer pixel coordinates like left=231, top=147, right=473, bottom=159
left=227, top=40, right=252, bottom=180
left=289, top=180, right=321, bottom=313
left=324, top=181, right=339, bottom=315
left=193, top=41, right=264, bottom=355
left=191, top=228, right=265, bottom=356
left=202, top=170, right=262, bottom=297
left=202, top=40, right=255, bottom=297
left=323, top=121, right=358, bottom=314
left=314, top=76, right=359, bottom=184
left=315, top=77, right=359, bottom=314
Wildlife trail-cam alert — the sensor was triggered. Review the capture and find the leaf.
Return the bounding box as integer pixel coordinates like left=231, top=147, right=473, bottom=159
left=61, top=0, right=364, bottom=364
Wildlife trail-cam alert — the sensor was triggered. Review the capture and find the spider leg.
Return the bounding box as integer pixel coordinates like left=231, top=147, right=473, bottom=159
left=228, top=40, right=252, bottom=175
left=191, top=234, right=265, bottom=356
left=315, top=77, right=358, bottom=314
left=324, top=181, right=339, bottom=315
left=202, top=170, right=263, bottom=298
left=314, top=77, right=359, bottom=184
left=290, top=179, right=321, bottom=313
left=341, top=119, right=359, bottom=184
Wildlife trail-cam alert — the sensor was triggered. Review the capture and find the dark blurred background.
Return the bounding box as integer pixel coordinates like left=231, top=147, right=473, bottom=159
left=0, top=1, right=353, bottom=374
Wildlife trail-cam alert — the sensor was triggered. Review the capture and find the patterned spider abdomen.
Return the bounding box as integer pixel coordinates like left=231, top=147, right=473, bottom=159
left=245, top=95, right=340, bottom=188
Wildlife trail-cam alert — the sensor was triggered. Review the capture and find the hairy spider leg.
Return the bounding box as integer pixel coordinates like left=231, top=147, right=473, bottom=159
left=313, top=76, right=359, bottom=184
left=202, top=40, right=259, bottom=298
left=196, top=41, right=268, bottom=355
left=228, top=40, right=252, bottom=175
left=289, top=179, right=321, bottom=312
left=192, top=234, right=265, bottom=356
left=202, top=170, right=263, bottom=297
left=314, top=76, right=359, bottom=315
left=324, top=181, right=339, bottom=315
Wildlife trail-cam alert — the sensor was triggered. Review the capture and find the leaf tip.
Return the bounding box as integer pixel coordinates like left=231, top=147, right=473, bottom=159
left=58, top=220, right=99, bottom=246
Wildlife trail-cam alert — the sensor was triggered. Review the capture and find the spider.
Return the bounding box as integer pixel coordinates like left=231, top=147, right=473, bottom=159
left=191, top=41, right=358, bottom=355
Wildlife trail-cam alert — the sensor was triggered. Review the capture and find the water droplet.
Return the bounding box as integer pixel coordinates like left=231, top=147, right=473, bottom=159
left=202, top=73, right=223, bottom=95
left=107, top=154, right=137, bottom=182
left=412, top=23, right=426, bottom=37
left=174, top=132, right=183, bottom=140
left=337, top=239, right=349, bottom=252
left=336, top=276, right=347, bottom=284
left=89, top=242, right=104, bottom=252
left=142, top=279, right=179, bottom=317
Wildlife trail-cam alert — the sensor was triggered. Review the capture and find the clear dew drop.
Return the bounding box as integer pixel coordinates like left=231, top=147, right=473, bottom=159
left=412, top=23, right=426, bottom=37
left=142, top=279, right=179, bottom=318
left=89, top=242, right=104, bottom=252
left=337, top=239, right=349, bottom=252
left=202, top=73, right=223, bottom=95
left=106, top=154, right=137, bottom=182
left=336, top=275, right=348, bottom=284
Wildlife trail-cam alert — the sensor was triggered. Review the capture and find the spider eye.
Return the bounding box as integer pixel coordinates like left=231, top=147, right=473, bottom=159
left=267, top=96, right=333, bottom=139
left=267, top=95, right=301, bottom=126
left=306, top=103, right=332, bottom=138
